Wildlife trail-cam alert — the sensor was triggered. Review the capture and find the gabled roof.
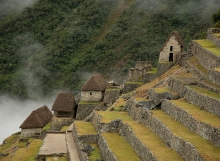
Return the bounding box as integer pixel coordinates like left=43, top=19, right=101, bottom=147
left=52, top=92, right=76, bottom=112
left=81, top=74, right=108, bottom=91
left=159, top=31, right=185, bottom=52
left=20, top=105, right=53, bottom=129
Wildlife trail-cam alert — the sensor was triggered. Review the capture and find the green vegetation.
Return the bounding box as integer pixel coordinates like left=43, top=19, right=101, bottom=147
left=88, top=144, right=102, bottom=161
left=98, top=111, right=183, bottom=160
left=0, top=0, right=219, bottom=99
left=60, top=126, right=69, bottom=132
left=78, top=101, right=100, bottom=105
left=46, top=156, right=67, bottom=161
left=125, top=82, right=144, bottom=85
left=214, top=68, right=220, bottom=72
left=102, top=133, right=141, bottom=161
left=171, top=99, right=220, bottom=128
left=187, top=85, right=220, bottom=99
left=0, top=132, right=20, bottom=153
left=147, top=68, right=157, bottom=74
left=194, top=39, right=220, bottom=57
left=212, top=7, right=220, bottom=27
left=154, top=88, right=173, bottom=94
left=74, top=121, right=97, bottom=135
left=42, top=122, right=51, bottom=130
left=152, top=110, right=220, bottom=160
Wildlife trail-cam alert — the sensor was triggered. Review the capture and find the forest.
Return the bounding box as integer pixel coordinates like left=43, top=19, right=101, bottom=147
left=0, top=0, right=220, bottom=99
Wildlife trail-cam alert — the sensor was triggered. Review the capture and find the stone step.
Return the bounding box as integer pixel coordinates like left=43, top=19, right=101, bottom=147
left=147, top=88, right=179, bottom=100
left=145, top=109, right=220, bottom=161
left=99, top=132, right=141, bottom=161
left=161, top=99, right=220, bottom=148
left=95, top=111, right=183, bottom=161
left=184, top=85, right=220, bottom=117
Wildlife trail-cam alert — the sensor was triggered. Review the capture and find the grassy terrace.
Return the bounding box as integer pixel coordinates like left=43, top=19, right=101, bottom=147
left=89, top=144, right=102, bottom=161
left=187, top=85, right=220, bottom=99
left=188, top=56, right=208, bottom=74
left=194, top=39, right=220, bottom=57
left=214, top=68, right=220, bottom=72
left=60, top=126, right=69, bottom=132
left=152, top=110, right=220, bottom=160
left=46, top=157, right=67, bottom=161
left=147, top=68, right=157, bottom=74
left=97, top=111, right=183, bottom=161
left=108, top=97, right=126, bottom=111
left=125, top=81, right=144, bottom=85
left=102, top=133, right=141, bottom=161
left=74, top=121, right=97, bottom=135
left=153, top=88, right=174, bottom=94
left=171, top=99, right=220, bottom=129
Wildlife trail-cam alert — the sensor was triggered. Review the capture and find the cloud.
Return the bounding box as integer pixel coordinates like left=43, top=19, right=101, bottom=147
left=0, top=95, right=55, bottom=143
left=0, top=0, right=39, bottom=15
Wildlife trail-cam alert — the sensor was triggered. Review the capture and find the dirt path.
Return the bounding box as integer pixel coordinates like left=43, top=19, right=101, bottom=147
left=66, top=132, right=80, bottom=161
left=38, top=134, right=67, bottom=155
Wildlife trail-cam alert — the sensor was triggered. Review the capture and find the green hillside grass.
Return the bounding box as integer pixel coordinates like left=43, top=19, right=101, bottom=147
left=0, top=0, right=219, bottom=98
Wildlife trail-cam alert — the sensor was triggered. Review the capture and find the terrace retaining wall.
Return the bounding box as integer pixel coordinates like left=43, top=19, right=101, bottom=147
left=162, top=100, right=220, bottom=148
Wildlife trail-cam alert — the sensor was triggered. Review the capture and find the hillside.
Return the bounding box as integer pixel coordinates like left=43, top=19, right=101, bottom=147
left=0, top=0, right=220, bottom=99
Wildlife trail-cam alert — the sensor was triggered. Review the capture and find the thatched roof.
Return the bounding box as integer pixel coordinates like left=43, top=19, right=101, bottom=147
left=20, top=105, right=53, bottom=129
left=52, top=92, right=76, bottom=112
left=81, top=74, right=107, bottom=91
left=159, top=31, right=185, bottom=52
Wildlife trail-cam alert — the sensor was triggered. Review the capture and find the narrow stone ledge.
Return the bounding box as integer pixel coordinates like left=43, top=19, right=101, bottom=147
left=162, top=99, right=220, bottom=148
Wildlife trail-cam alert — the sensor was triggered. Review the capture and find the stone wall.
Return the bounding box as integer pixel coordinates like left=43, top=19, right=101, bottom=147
left=97, top=135, right=117, bottom=161
left=157, top=62, right=174, bottom=76
left=128, top=68, right=144, bottom=82
left=184, top=86, right=220, bottom=117
left=80, top=91, right=104, bottom=102
left=147, top=88, right=179, bottom=100
left=161, top=100, right=220, bottom=148
left=143, top=73, right=157, bottom=84
left=192, top=41, right=220, bottom=70
left=20, top=128, right=42, bottom=138
left=207, top=28, right=220, bottom=48
left=126, top=98, right=204, bottom=161
left=208, top=69, right=220, bottom=86
left=72, top=123, right=89, bottom=161
left=119, top=124, right=157, bottom=161
left=76, top=103, right=99, bottom=120
left=123, top=83, right=141, bottom=94
left=135, top=61, right=152, bottom=70
left=103, top=89, right=121, bottom=104
left=159, top=35, right=182, bottom=62
left=50, top=116, right=73, bottom=131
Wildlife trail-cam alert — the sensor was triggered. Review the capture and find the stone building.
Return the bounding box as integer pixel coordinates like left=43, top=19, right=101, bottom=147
left=159, top=31, right=184, bottom=63
left=80, top=74, right=108, bottom=102
left=19, top=105, right=53, bottom=138
left=52, top=92, right=76, bottom=118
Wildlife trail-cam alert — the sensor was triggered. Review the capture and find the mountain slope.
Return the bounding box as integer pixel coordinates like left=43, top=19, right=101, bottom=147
left=0, top=0, right=220, bottom=99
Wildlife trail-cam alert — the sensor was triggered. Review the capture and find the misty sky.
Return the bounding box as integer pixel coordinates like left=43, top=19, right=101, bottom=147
left=0, top=95, right=55, bottom=143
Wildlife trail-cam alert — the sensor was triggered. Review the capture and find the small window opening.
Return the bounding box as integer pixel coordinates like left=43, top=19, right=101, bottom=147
left=90, top=92, right=92, bottom=95
left=170, top=46, right=173, bottom=51
left=169, top=53, right=173, bottom=62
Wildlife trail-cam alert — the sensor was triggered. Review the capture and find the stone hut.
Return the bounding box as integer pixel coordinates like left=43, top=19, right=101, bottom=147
left=80, top=74, right=108, bottom=102
left=19, top=105, right=53, bottom=138
left=52, top=92, right=76, bottom=118
left=159, top=31, right=184, bottom=63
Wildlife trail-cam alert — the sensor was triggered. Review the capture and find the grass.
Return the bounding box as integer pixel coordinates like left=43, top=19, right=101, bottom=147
left=125, top=81, right=143, bottom=85
left=74, top=121, right=97, bottom=135
left=194, top=39, right=220, bottom=57
left=97, top=111, right=183, bottom=161
left=187, top=85, right=220, bottom=99
left=0, top=132, right=20, bottom=153
left=17, top=141, right=27, bottom=148
left=88, top=144, right=102, bottom=161
left=102, top=133, right=141, bottom=161
left=46, top=156, right=67, bottom=161
left=152, top=110, right=220, bottom=160
left=22, top=139, right=43, bottom=161
left=42, top=123, right=51, bottom=130
left=108, top=97, right=126, bottom=111
left=79, top=102, right=100, bottom=105
left=147, top=68, right=157, bottom=74
left=135, top=65, right=182, bottom=97
left=134, top=97, right=148, bottom=102
left=188, top=57, right=208, bottom=74
left=153, top=88, right=173, bottom=94
left=214, top=68, right=220, bottom=72
left=60, top=126, right=69, bottom=132
left=171, top=99, right=220, bottom=129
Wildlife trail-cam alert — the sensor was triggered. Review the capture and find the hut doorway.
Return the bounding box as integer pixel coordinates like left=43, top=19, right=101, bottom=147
left=169, top=53, right=173, bottom=62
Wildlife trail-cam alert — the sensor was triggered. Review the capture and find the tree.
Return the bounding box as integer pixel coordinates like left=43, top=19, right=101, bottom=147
left=212, top=8, right=220, bottom=27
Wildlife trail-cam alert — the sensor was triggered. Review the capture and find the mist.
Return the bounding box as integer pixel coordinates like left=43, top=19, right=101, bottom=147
left=0, top=0, right=39, bottom=16
left=0, top=95, right=55, bottom=143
